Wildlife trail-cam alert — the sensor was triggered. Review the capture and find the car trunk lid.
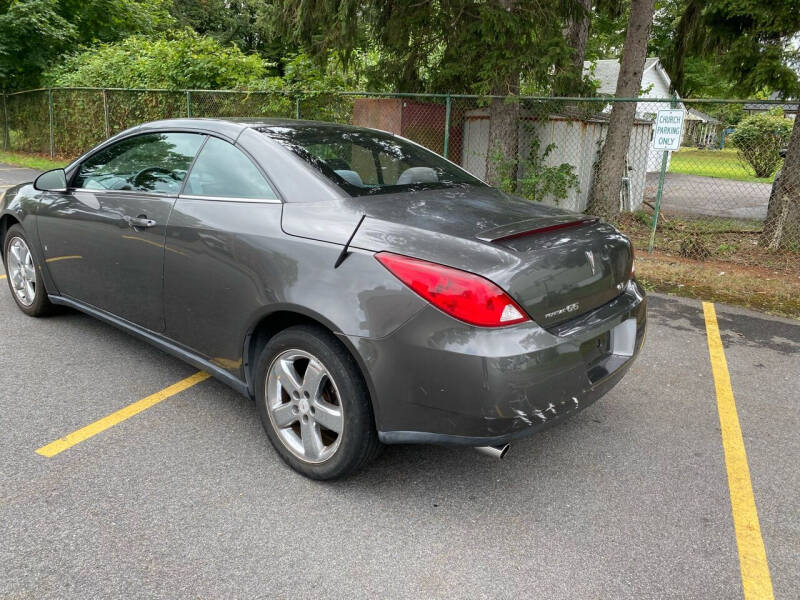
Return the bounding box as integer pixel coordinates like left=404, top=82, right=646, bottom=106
left=345, top=189, right=633, bottom=328
left=282, top=187, right=634, bottom=328
left=486, top=219, right=633, bottom=328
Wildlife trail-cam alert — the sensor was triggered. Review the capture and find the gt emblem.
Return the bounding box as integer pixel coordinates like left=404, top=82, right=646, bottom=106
left=544, top=302, right=581, bottom=320
left=585, top=250, right=597, bottom=275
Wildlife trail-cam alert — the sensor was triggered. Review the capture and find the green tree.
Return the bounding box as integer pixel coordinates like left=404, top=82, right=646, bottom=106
left=553, top=0, right=592, bottom=96
left=253, top=51, right=369, bottom=93
left=584, top=1, right=629, bottom=60
left=656, top=0, right=800, bottom=97
left=0, top=0, right=76, bottom=90
left=44, top=29, right=267, bottom=89
left=0, top=0, right=173, bottom=90
left=270, top=0, right=580, bottom=187
left=729, top=113, right=792, bottom=178
left=586, top=0, right=656, bottom=218
left=169, top=0, right=298, bottom=74
left=555, top=0, right=628, bottom=95
left=652, top=0, right=800, bottom=248
left=767, top=110, right=800, bottom=250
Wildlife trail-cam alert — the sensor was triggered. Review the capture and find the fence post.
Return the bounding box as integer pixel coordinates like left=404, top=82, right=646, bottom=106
left=295, top=95, right=301, bottom=120
left=648, top=93, right=678, bottom=253
left=443, top=94, right=451, bottom=159
left=48, top=89, right=54, bottom=159
left=186, top=90, right=191, bottom=118
left=102, top=89, right=110, bottom=138
left=2, top=92, right=8, bottom=151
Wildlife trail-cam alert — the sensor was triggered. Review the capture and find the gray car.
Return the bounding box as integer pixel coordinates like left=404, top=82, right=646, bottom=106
left=1, top=118, right=646, bottom=479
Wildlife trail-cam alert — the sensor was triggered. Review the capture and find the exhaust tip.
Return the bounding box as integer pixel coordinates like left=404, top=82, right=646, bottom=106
left=475, top=444, right=510, bottom=459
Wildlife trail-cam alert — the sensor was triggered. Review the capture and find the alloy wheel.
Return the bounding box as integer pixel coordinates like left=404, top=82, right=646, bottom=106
left=265, top=349, right=344, bottom=463
left=7, top=237, right=36, bottom=307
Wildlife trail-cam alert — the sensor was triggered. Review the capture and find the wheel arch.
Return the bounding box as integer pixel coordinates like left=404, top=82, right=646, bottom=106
left=242, top=307, right=380, bottom=423
left=0, top=213, right=21, bottom=258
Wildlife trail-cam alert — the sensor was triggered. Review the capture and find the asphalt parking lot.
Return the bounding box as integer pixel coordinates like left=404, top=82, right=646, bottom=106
left=2, top=166, right=799, bottom=599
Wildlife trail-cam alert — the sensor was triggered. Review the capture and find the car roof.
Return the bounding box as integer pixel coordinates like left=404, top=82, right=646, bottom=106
left=138, top=117, right=367, bottom=139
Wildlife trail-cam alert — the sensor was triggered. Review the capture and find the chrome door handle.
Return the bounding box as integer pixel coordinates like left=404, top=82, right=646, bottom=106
left=125, top=215, right=157, bottom=228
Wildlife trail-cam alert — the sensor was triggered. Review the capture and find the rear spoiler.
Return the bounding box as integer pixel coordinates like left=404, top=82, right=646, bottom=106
left=475, top=216, right=599, bottom=243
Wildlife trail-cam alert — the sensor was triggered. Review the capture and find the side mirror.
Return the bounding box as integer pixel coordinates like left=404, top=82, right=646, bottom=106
left=33, top=168, right=67, bottom=192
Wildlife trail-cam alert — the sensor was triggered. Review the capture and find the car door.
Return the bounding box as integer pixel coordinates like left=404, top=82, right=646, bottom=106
left=162, top=135, right=282, bottom=374
left=37, top=131, right=205, bottom=331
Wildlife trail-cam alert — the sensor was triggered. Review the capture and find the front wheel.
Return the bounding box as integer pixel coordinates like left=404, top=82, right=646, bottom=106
left=255, top=325, right=381, bottom=480
left=3, top=224, right=53, bottom=317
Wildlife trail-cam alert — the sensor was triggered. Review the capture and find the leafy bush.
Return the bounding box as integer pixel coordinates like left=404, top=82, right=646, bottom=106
left=491, top=134, right=579, bottom=204
left=729, top=112, right=792, bottom=178
left=44, top=29, right=268, bottom=90
left=0, top=0, right=174, bottom=90
left=252, top=51, right=370, bottom=123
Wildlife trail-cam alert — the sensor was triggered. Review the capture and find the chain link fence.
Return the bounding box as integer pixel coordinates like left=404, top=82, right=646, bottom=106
left=2, top=88, right=798, bottom=270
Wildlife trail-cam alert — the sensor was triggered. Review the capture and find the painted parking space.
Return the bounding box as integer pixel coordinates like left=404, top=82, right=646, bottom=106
left=707, top=302, right=800, bottom=600
left=0, top=268, right=797, bottom=597
left=702, top=302, right=772, bottom=599
left=36, top=371, right=210, bottom=457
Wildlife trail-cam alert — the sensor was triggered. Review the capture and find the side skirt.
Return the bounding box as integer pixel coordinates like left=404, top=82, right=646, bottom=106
left=48, top=295, right=250, bottom=398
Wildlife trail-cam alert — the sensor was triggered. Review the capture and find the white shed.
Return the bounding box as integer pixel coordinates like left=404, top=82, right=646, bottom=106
left=584, top=57, right=685, bottom=172
left=460, top=109, right=652, bottom=213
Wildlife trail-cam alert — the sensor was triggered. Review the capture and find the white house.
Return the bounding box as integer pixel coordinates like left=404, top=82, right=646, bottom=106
left=743, top=92, right=798, bottom=120
left=583, top=57, right=685, bottom=171
left=683, top=108, right=723, bottom=147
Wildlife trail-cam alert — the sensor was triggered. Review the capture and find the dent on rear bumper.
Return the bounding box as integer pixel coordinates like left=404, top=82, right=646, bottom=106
left=349, top=280, right=646, bottom=445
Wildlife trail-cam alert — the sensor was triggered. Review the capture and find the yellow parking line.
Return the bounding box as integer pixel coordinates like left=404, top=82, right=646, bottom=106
left=45, top=254, right=82, bottom=263
left=36, top=371, right=210, bottom=457
left=703, top=302, right=774, bottom=600
left=0, top=273, right=5, bottom=280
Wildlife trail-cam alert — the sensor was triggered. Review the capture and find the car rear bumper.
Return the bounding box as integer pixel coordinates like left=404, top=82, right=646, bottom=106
left=346, top=280, right=647, bottom=446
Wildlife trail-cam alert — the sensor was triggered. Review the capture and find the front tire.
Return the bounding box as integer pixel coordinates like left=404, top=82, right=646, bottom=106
left=255, top=324, right=381, bottom=480
left=3, top=224, right=53, bottom=317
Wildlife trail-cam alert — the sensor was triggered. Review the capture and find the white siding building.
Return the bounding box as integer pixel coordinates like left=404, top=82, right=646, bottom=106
left=461, top=110, right=652, bottom=213
left=583, top=57, right=685, bottom=171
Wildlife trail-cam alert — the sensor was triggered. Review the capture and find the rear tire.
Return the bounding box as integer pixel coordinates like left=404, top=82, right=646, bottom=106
left=3, top=224, right=54, bottom=317
left=255, top=324, right=381, bottom=480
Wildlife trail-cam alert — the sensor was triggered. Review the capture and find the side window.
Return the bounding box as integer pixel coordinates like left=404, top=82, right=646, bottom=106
left=183, top=137, right=277, bottom=200
left=74, top=132, right=203, bottom=194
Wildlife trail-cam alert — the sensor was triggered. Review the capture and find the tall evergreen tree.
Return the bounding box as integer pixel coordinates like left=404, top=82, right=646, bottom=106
left=271, top=0, right=580, bottom=185
left=586, top=0, right=656, bottom=218
left=656, top=0, right=800, bottom=247
left=0, top=0, right=174, bottom=90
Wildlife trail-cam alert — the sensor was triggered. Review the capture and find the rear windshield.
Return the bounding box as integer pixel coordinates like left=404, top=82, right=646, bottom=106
left=259, top=125, right=484, bottom=197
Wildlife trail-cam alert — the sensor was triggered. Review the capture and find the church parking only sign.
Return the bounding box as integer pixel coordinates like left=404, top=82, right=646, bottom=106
left=652, top=109, right=684, bottom=151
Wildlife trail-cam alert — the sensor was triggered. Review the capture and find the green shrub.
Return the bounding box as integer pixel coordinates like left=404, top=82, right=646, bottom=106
left=44, top=29, right=268, bottom=90
left=728, top=112, right=792, bottom=178
left=491, top=134, right=579, bottom=204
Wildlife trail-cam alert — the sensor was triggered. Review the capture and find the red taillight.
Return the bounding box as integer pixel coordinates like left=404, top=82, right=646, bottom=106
left=375, top=252, right=530, bottom=327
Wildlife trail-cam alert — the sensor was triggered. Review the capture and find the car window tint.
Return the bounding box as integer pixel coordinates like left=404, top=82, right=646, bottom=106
left=260, top=125, right=484, bottom=197
left=183, top=137, right=277, bottom=199
left=74, top=132, right=203, bottom=194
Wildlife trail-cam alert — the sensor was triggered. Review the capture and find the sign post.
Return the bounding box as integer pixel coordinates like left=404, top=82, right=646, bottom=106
left=648, top=100, right=683, bottom=252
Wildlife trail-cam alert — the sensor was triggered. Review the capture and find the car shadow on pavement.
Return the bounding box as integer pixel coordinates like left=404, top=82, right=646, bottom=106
left=647, top=294, right=800, bottom=355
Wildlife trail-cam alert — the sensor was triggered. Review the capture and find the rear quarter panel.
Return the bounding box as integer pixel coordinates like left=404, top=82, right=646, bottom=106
left=162, top=199, right=426, bottom=380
